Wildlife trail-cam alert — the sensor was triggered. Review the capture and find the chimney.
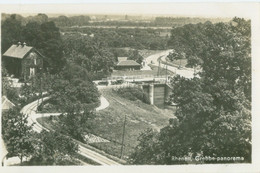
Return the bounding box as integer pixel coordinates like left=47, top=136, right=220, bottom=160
left=23, top=42, right=26, bottom=47
left=17, top=42, right=21, bottom=46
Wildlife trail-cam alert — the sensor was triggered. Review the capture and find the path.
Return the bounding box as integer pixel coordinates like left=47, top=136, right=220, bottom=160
left=21, top=96, right=109, bottom=133
left=146, top=49, right=195, bottom=78
left=20, top=96, right=120, bottom=165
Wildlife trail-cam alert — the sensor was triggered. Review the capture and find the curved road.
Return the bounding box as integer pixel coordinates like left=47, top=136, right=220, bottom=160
left=20, top=96, right=120, bottom=165
left=146, top=49, right=195, bottom=78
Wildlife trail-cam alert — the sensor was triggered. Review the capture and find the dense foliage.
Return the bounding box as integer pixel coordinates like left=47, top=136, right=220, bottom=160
left=114, top=87, right=150, bottom=104
left=111, top=48, right=144, bottom=64
left=62, top=34, right=115, bottom=79
left=2, top=107, right=35, bottom=163
left=62, top=27, right=168, bottom=50
left=2, top=14, right=102, bottom=165
left=2, top=67, right=19, bottom=104
left=30, top=130, right=79, bottom=165
left=2, top=107, right=79, bottom=165
left=2, top=14, right=65, bottom=74
left=50, top=15, right=91, bottom=27
left=130, top=18, right=251, bottom=164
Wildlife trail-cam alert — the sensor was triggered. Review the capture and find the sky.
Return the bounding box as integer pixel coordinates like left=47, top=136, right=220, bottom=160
left=0, top=2, right=257, bottom=18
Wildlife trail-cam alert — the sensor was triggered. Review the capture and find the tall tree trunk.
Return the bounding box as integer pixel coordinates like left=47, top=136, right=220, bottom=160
left=20, top=155, right=23, bottom=164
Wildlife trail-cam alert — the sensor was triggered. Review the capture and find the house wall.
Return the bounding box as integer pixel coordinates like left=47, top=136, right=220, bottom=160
left=21, top=51, right=43, bottom=80
left=3, top=57, right=22, bottom=78
left=115, top=65, right=141, bottom=71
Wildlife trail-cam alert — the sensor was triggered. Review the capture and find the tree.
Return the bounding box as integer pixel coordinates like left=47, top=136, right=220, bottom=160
left=2, top=14, right=65, bottom=75
left=1, top=14, right=23, bottom=53
left=131, top=18, right=251, bottom=164
left=2, top=66, right=19, bottom=104
left=48, top=67, right=100, bottom=141
left=186, top=55, right=203, bottom=76
left=58, top=107, right=95, bottom=142
left=167, top=51, right=185, bottom=68
left=2, top=107, right=35, bottom=164
left=30, top=130, right=79, bottom=165
left=130, top=129, right=160, bottom=164
left=131, top=76, right=251, bottom=164
left=128, top=49, right=144, bottom=64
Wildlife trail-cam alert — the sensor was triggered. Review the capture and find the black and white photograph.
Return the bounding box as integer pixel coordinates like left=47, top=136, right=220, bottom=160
left=0, top=1, right=259, bottom=173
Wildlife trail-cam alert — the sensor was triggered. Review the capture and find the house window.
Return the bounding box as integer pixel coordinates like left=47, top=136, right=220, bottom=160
left=30, top=68, right=35, bottom=77
left=34, top=58, right=37, bottom=65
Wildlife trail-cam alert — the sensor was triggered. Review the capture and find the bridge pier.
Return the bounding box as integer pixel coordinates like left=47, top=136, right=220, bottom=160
left=142, top=83, right=172, bottom=108
left=149, top=84, right=154, bottom=105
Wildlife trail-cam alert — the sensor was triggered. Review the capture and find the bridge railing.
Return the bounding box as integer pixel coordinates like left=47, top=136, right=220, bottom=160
left=105, top=75, right=169, bottom=81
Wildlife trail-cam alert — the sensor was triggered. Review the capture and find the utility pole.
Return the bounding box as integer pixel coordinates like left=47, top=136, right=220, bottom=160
left=165, top=58, right=168, bottom=83
left=120, top=114, right=127, bottom=159
left=157, top=60, right=161, bottom=76
left=40, top=76, right=43, bottom=104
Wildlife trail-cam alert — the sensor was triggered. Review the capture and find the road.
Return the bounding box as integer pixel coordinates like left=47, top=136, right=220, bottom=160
left=20, top=96, right=120, bottom=165
left=146, top=49, right=195, bottom=79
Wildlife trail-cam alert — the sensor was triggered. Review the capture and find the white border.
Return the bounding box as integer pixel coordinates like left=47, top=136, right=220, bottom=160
left=0, top=1, right=259, bottom=173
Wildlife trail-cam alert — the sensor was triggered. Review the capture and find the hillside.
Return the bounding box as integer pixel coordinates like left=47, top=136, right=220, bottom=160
left=86, top=88, right=175, bottom=159
left=36, top=87, right=175, bottom=159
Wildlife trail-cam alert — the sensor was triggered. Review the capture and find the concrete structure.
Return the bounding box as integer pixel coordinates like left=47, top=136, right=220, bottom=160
left=3, top=42, right=44, bottom=81
left=142, top=83, right=172, bottom=108
left=149, top=84, right=154, bottom=105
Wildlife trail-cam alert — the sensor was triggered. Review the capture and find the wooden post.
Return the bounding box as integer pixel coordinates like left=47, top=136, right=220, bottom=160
left=120, top=114, right=127, bottom=159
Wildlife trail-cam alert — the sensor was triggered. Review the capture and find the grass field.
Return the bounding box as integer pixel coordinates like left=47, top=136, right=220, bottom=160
left=112, top=65, right=174, bottom=77
left=37, top=88, right=176, bottom=160
left=87, top=88, right=175, bottom=159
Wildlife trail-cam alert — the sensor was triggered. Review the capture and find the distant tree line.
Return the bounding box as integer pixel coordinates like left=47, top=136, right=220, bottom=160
left=62, top=27, right=168, bottom=50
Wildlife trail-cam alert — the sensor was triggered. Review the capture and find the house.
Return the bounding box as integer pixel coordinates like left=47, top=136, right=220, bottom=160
left=114, top=57, right=141, bottom=71
left=3, top=42, right=44, bottom=81
left=117, top=57, right=128, bottom=62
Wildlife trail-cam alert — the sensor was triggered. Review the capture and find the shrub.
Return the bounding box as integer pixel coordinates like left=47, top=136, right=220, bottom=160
left=114, top=87, right=150, bottom=104
left=98, top=81, right=109, bottom=86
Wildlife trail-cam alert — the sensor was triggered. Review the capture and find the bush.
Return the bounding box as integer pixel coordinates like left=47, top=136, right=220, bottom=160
left=98, top=81, right=109, bottom=86
left=111, top=80, right=124, bottom=85
left=114, top=87, right=150, bottom=104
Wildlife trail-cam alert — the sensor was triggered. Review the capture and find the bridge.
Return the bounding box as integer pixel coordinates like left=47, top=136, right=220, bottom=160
left=95, top=75, right=173, bottom=108
left=105, top=75, right=170, bottom=83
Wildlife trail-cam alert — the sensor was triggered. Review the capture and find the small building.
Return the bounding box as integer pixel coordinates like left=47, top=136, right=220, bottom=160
left=117, top=57, right=128, bottom=62
left=115, top=60, right=141, bottom=71
left=115, top=57, right=141, bottom=71
left=3, top=42, right=44, bottom=81
left=1, top=96, right=15, bottom=111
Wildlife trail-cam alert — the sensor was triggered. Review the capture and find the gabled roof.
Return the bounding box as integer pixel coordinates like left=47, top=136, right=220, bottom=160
left=2, top=96, right=15, bottom=110
left=118, top=57, right=128, bottom=62
left=117, top=60, right=140, bottom=66
left=3, top=44, right=41, bottom=59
